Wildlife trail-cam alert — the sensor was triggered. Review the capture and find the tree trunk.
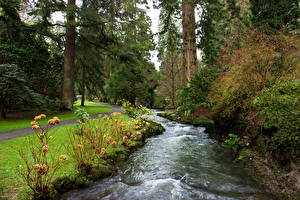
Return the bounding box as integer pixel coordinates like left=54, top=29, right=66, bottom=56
left=182, top=1, right=197, bottom=86
left=0, top=104, right=6, bottom=119
left=62, top=0, right=76, bottom=110
left=81, top=82, right=85, bottom=107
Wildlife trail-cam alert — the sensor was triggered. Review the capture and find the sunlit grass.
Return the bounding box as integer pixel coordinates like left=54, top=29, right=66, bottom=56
left=0, top=102, right=112, bottom=133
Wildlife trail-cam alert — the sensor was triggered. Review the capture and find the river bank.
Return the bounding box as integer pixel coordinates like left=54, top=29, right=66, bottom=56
left=52, top=119, right=165, bottom=199
left=61, top=112, right=273, bottom=200
left=157, top=110, right=300, bottom=200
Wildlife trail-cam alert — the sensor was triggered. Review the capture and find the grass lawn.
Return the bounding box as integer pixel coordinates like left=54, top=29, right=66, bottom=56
left=0, top=114, right=132, bottom=200
left=0, top=101, right=112, bottom=133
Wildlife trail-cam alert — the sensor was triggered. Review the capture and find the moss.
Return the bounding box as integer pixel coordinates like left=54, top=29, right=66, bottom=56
left=53, top=165, right=112, bottom=194
left=88, top=164, right=112, bottom=181
left=142, top=120, right=165, bottom=138
left=104, top=145, right=130, bottom=163
left=191, top=116, right=215, bottom=132
left=53, top=176, right=77, bottom=194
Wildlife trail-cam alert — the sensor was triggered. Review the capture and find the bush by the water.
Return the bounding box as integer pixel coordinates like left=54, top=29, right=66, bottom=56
left=178, top=66, right=219, bottom=112
left=208, top=31, right=300, bottom=131
left=254, top=80, right=300, bottom=157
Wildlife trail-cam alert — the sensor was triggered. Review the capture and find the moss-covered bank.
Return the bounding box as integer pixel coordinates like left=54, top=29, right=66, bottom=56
left=157, top=111, right=215, bottom=133
left=52, top=120, right=165, bottom=199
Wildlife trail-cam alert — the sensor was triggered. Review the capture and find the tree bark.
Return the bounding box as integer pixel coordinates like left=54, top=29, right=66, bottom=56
left=182, top=1, right=197, bottom=86
left=62, top=0, right=76, bottom=110
left=0, top=104, right=6, bottom=119
left=81, top=78, right=85, bottom=107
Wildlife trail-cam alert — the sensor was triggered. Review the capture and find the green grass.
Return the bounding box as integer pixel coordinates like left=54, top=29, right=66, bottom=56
left=0, top=115, right=132, bottom=200
left=0, top=102, right=112, bottom=133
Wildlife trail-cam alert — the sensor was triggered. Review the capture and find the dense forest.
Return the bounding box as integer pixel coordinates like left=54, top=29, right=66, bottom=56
left=0, top=0, right=300, bottom=199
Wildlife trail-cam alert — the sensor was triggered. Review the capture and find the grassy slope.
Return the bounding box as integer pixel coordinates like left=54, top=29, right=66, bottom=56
left=0, top=102, right=112, bottom=133
left=0, top=115, right=132, bottom=200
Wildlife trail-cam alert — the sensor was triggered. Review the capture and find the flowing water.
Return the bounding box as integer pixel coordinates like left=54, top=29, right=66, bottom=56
left=62, top=113, right=273, bottom=200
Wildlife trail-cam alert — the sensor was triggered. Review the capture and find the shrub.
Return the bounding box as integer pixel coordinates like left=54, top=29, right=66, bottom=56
left=177, top=66, right=219, bottom=112
left=67, top=112, right=139, bottom=173
left=121, top=100, right=153, bottom=119
left=0, top=64, right=46, bottom=119
left=253, top=80, right=300, bottom=156
left=208, top=31, right=300, bottom=127
left=74, top=107, right=90, bottom=135
left=17, top=115, right=65, bottom=200
left=222, top=133, right=240, bottom=152
left=74, top=107, right=89, bottom=123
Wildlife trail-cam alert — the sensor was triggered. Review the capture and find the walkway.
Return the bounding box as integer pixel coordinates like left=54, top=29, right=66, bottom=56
left=0, top=102, right=122, bottom=141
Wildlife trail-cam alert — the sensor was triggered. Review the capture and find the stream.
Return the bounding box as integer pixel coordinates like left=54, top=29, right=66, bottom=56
left=62, top=112, right=273, bottom=200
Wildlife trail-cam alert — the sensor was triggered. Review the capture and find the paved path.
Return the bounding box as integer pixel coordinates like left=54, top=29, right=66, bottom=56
left=0, top=102, right=122, bottom=141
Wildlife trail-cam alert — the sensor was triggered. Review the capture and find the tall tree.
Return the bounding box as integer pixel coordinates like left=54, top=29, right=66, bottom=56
left=182, top=0, right=197, bottom=85
left=250, top=0, right=300, bottom=30
left=62, top=0, right=76, bottom=110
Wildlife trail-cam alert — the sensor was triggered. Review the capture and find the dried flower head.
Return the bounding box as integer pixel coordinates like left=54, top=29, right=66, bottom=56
left=30, top=121, right=37, bottom=126
left=95, top=126, right=100, bottom=131
left=136, top=131, right=142, bottom=136
left=112, top=141, right=117, bottom=148
left=120, top=122, right=127, bottom=128
left=42, top=145, right=50, bottom=153
left=33, top=164, right=39, bottom=170
left=103, top=115, right=108, bottom=120
left=48, top=119, right=56, bottom=125
left=59, top=155, right=67, bottom=160
left=33, top=164, right=47, bottom=175
left=77, top=144, right=84, bottom=149
left=53, top=117, right=60, bottom=124
left=106, top=136, right=112, bottom=144
left=123, top=136, right=128, bottom=141
left=100, top=148, right=106, bottom=155
left=32, top=125, right=40, bottom=130
left=40, top=114, right=46, bottom=119
left=39, top=134, right=45, bottom=140
left=34, top=115, right=41, bottom=121
left=98, top=114, right=102, bottom=118
left=104, top=122, right=108, bottom=126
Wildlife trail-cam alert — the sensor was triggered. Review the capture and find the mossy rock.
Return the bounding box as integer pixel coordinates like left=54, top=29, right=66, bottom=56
left=104, top=145, right=130, bottom=162
left=157, top=112, right=168, bottom=118
left=74, top=176, right=91, bottom=188
left=53, top=175, right=91, bottom=194
left=127, top=140, right=144, bottom=151
left=142, top=120, right=165, bottom=138
left=191, top=116, right=215, bottom=133
left=53, top=176, right=76, bottom=194
left=89, top=164, right=112, bottom=181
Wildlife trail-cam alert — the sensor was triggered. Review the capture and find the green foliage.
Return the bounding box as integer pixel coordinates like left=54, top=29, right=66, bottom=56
left=250, top=0, right=300, bottom=30
left=0, top=64, right=46, bottom=118
left=198, top=0, right=252, bottom=65
left=208, top=31, right=300, bottom=127
left=178, top=66, right=219, bottom=111
left=105, top=64, right=159, bottom=106
left=121, top=100, right=153, bottom=119
left=254, top=81, right=300, bottom=154
left=222, top=133, right=240, bottom=152
left=74, top=107, right=90, bottom=123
